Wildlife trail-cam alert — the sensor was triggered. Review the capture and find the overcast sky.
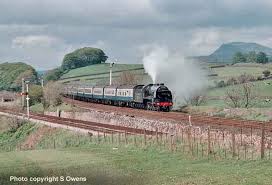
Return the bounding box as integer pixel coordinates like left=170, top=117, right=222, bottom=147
left=1, top=0, right=272, bottom=70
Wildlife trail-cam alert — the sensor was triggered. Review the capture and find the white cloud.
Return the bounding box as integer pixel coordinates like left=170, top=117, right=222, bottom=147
left=12, top=35, right=62, bottom=48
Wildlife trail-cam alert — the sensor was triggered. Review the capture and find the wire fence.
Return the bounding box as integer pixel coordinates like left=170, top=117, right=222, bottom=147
left=1, top=123, right=272, bottom=161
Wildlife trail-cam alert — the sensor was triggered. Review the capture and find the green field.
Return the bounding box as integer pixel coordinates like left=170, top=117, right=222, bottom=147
left=61, top=63, right=143, bottom=77
left=1, top=121, right=272, bottom=185
left=207, top=79, right=272, bottom=97
left=58, top=63, right=153, bottom=85
left=210, top=63, right=272, bottom=82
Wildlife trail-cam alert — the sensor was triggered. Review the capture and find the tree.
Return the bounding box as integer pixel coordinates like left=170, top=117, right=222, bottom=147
left=43, top=82, right=64, bottom=107
left=225, top=87, right=241, bottom=108
left=225, top=83, right=256, bottom=108
left=232, top=52, right=246, bottom=64
left=0, top=62, right=37, bottom=91
left=186, top=95, right=206, bottom=106
left=29, top=85, right=43, bottom=105
left=44, top=68, right=64, bottom=82
left=61, top=47, right=108, bottom=71
left=256, top=52, right=268, bottom=64
left=246, top=51, right=257, bottom=63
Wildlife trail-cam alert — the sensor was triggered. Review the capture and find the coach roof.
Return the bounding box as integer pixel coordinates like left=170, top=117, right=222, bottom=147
left=117, top=85, right=137, bottom=89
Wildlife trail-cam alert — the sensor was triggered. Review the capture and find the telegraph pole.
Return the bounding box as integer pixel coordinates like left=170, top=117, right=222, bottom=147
left=109, top=61, right=115, bottom=85
left=25, top=81, right=30, bottom=119
left=21, top=78, right=25, bottom=108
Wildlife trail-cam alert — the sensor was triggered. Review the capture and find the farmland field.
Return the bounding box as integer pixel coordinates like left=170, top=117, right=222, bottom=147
left=210, top=63, right=272, bottom=82
left=59, top=63, right=152, bottom=85
left=61, top=63, right=144, bottom=78
left=0, top=122, right=272, bottom=185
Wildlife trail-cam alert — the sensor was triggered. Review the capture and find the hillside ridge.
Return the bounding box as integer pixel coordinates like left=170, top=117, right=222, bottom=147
left=191, top=42, right=272, bottom=63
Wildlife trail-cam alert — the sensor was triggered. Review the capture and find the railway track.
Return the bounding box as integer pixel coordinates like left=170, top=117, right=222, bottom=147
left=0, top=107, right=162, bottom=136
left=63, top=97, right=272, bottom=131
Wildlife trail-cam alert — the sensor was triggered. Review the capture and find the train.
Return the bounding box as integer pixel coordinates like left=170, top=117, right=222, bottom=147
left=64, top=83, right=173, bottom=112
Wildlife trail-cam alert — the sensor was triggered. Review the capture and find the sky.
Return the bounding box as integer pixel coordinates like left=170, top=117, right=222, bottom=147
left=1, top=0, right=272, bottom=70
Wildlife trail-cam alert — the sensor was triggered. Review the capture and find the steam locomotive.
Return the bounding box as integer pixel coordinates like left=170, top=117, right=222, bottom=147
left=64, top=83, right=173, bottom=111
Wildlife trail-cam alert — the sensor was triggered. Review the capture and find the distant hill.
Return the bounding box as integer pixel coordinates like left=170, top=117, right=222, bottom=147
left=190, top=42, right=272, bottom=63
left=0, top=62, right=37, bottom=91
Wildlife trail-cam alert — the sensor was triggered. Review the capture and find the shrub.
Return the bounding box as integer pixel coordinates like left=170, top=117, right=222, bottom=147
left=29, top=85, right=43, bottom=105
left=226, top=77, right=238, bottom=86
left=263, top=70, right=271, bottom=77
left=217, top=80, right=226, bottom=88
left=237, top=74, right=255, bottom=83
left=257, top=76, right=264, bottom=80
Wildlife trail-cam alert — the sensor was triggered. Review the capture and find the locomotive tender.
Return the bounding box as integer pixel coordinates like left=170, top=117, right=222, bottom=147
left=65, top=83, right=173, bottom=111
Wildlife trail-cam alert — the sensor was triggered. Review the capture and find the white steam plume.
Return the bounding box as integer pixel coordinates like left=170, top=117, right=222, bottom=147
left=142, top=46, right=169, bottom=83
left=142, top=45, right=207, bottom=108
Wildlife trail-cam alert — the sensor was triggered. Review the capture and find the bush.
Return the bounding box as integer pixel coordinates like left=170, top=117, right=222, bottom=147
left=237, top=74, right=255, bottom=83
left=257, top=76, right=264, bottom=80
left=263, top=70, right=271, bottom=77
left=217, top=80, right=226, bottom=88
left=226, top=77, right=238, bottom=86
left=29, top=85, right=43, bottom=105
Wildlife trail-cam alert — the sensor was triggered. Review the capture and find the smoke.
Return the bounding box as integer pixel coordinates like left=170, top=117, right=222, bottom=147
left=142, top=46, right=169, bottom=83
left=142, top=45, right=207, bottom=107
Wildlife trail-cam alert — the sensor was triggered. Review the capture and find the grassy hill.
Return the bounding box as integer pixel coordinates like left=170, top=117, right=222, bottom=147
left=59, top=63, right=151, bottom=85
left=0, top=62, right=37, bottom=90
left=192, top=42, right=272, bottom=63
left=209, top=63, right=272, bottom=82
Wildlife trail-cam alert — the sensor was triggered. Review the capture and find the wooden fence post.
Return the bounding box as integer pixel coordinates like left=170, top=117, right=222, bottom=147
left=170, top=135, right=173, bottom=152
left=97, top=131, right=100, bottom=144
left=188, top=126, right=192, bottom=154
left=125, top=131, right=128, bottom=145
left=261, top=123, right=265, bottom=159
left=103, top=130, right=106, bottom=142
left=88, top=132, right=93, bottom=143
left=181, top=128, right=184, bottom=141
left=250, top=126, right=253, bottom=145
left=240, top=127, right=243, bottom=146
left=111, top=131, right=114, bottom=144
left=208, top=127, right=211, bottom=156
left=134, top=134, right=137, bottom=146
left=232, top=127, right=236, bottom=158
left=144, top=129, right=147, bottom=146
left=118, top=132, right=121, bottom=145
left=156, top=128, right=158, bottom=145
